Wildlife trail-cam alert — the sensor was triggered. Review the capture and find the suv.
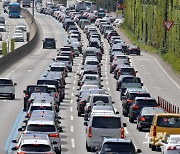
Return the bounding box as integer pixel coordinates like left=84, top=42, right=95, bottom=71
left=0, top=78, right=17, bottom=100
left=43, top=37, right=56, bottom=49
left=129, top=97, right=159, bottom=123
left=23, top=85, right=48, bottom=111
left=122, top=88, right=151, bottom=116
left=84, top=113, right=126, bottom=152
left=95, top=138, right=141, bottom=154
left=149, top=113, right=180, bottom=151
left=126, top=45, right=140, bottom=55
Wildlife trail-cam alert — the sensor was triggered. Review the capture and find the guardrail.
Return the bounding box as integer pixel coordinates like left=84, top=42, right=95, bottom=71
left=0, top=8, right=40, bottom=74
left=158, top=96, right=180, bottom=114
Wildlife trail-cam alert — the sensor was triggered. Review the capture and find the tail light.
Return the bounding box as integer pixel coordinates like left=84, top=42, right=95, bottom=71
left=17, top=152, right=26, bottom=154
left=27, top=113, right=31, bottom=117
left=133, top=105, right=139, bottom=109
left=140, top=116, right=146, bottom=121
left=118, top=72, right=122, bottom=75
left=152, top=126, right=156, bottom=137
left=49, top=133, right=59, bottom=138
left=167, top=146, right=176, bottom=150
left=88, top=127, right=92, bottom=138
left=127, top=99, right=133, bottom=103
left=88, top=106, right=91, bottom=111
left=121, top=127, right=125, bottom=138
left=112, top=64, right=115, bottom=67
left=25, top=93, right=28, bottom=97
left=54, top=92, right=58, bottom=98
left=69, top=62, right=71, bottom=65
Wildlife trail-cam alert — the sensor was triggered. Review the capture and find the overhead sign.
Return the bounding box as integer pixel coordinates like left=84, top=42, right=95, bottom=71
left=164, top=21, right=174, bottom=31
left=116, top=3, right=126, bottom=10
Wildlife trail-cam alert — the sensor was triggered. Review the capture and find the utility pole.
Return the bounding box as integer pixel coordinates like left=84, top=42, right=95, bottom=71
left=32, top=0, right=34, bottom=18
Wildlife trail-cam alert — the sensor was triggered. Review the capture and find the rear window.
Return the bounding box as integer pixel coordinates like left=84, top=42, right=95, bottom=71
left=92, top=117, right=121, bottom=128
left=37, top=80, right=58, bottom=88
left=123, top=77, right=141, bottom=83
left=56, top=57, right=70, bottom=61
left=45, top=38, right=54, bottom=42
left=27, top=124, right=56, bottom=132
left=0, top=79, right=12, bottom=85
left=85, top=76, right=97, bottom=80
left=93, top=96, right=109, bottom=103
left=89, top=42, right=100, bottom=48
left=136, top=100, right=157, bottom=106
left=129, top=93, right=151, bottom=100
left=157, top=116, right=180, bottom=128
left=48, top=87, right=56, bottom=93
left=121, top=68, right=134, bottom=73
left=86, top=61, right=99, bottom=65
left=21, top=144, right=51, bottom=152
left=102, top=142, right=135, bottom=153
left=50, top=67, right=64, bottom=72
left=60, top=48, right=71, bottom=51
left=30, top=106, right=53, bottom=111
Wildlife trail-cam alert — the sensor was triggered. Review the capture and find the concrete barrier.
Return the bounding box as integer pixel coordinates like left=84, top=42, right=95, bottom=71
left=0, top=8, right=40, bottom=74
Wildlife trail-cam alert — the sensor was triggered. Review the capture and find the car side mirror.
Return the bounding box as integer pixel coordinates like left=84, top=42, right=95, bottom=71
left=84, top=122, right=88, bottom=126
left=57, top=120, right=61, bottom=124
left=136, top=71, right=138, bottom=73
left=123, top=123, right=127, bottom=127
left=23, top=90, right=27, bottom=93
left=112, top=101, right=115, bottom=104
left=52, top=58, right=55, bottom=61
left=137, top=149, right=142, bottom=153
left=14, top=83, right=17, bottom=86
left=23, top=120, right=27, bottom=123
left=141, top=83, right=144, bottom=86
left=58, top=127, right=63, bottom=132
left=18, top=126, right=25, bottom=131
left=12, top=140, right=18, bottom=143
left=122, top=96, right=127, bottom=100
left=115, top=111, right=119, bottom=114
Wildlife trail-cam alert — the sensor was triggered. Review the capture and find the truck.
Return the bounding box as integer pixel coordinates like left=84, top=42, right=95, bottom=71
left=22, top=0, right=31, bottom=7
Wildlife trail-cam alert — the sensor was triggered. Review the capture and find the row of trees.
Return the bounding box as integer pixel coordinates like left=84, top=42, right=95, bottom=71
left=123, top=0, right=180, bottom=55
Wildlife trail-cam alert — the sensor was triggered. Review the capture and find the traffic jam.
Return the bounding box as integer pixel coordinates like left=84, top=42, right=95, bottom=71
left=10, top=1, right=180, bottom=154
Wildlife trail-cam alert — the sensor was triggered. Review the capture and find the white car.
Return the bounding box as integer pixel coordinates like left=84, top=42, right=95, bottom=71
left=113, top=18, right=124, bottom=27
left=161, top=135, right=180, bottom=154
left=13, top=33, right=24, bottom=42
left=0, top=23, right=6, bottom=32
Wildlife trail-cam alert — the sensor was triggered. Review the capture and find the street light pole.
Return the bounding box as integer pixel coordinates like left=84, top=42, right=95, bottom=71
left=32, top=0, right=34, bottom=18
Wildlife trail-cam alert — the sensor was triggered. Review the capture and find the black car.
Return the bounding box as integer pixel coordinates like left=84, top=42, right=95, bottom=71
left=122, top=88, right=151, bottom=116
left=126, top=45, right=141, bottom=55
left=129, top=97, right=159, bottom=123
left=136, top=107, right=165, bottom=131
left=43, top=37, right=56, bottom=49
left=23, top=85, right=49, bottom=111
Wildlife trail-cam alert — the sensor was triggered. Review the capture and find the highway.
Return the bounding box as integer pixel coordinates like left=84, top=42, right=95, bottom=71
left=0, top=2, right=179, bottom=154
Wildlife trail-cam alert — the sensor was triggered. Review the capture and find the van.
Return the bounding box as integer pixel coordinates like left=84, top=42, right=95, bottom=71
left=149, top=113, right=180, bottom=151
left=0, top=78, right=16, bottom=99
left=84, top=113, right=126, bottom=152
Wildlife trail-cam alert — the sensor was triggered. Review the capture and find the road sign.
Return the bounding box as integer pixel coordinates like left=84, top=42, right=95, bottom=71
left=164, top=21, right=174, bottom=31
left=116, top=3, right=126, bottom=10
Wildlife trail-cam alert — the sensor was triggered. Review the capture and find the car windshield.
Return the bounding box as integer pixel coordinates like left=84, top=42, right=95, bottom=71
left=121, top=68, right=134, bottom=73
left=50, top=67, right=64, bottom=72
left=0, top=79, right=12, bottom=85
left=102, top=142, right=135, bottom=153
left=21, top=144, right=51, bottom=152
left=123, top=77, right=141, bottom=83
left=56, top=57, right=69, bottom=61
left=86, top=61, right=99, bottom=65
left=92, top=117, right=121, bottom=128
left=85, top=76, right=97, bottom=80
left=157, top=116, right=180, bottom=128
left=27, top=124, right=56, bottom=132
left=89, top=42, right=100, bottom=48
left=45, top=38, right=54, bottom=42
left=93, top=96, right=109, bottom=103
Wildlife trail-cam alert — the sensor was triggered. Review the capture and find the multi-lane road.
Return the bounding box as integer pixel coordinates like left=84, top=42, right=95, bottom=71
left=0, top=1, right=179, bottom=154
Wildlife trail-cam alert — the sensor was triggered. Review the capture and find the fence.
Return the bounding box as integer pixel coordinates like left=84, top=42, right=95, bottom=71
left=158, top=96, right=180, bottom=114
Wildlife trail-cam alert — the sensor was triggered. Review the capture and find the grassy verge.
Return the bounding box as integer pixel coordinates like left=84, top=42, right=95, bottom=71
left=120, top=24, right=180, bottom=75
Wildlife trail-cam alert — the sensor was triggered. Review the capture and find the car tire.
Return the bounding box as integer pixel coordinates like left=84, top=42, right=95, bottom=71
left=78, top=112, right=81, bottom=117
left=10, top=94, right=15, bottom=100
left=86, top=142, right=91, bottom=152
left=116, top=87, right=119, bottom=91
left=123, top=110, right=128, bottom=117
left=69, top=68, right=72, bottom=72
left=137, top=124, right=142, bottom=131
left=151, top=145, right=156, bottom=151
left=149, top=144, right=152, bottom=148
left=129, top=116, right=134, bottom=123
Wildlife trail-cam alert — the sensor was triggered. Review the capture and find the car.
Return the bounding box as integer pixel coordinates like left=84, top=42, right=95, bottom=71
left=128, top=97, right=159, bottom=123
left=0, top=78, right=17, bottom=100
left=12, top=33, right=24, bottom=42
left=0, top=42, right=2, bottom=54
left=137, top=107, right=165, bottom=131
left=23, top=85, right=49, bottom=111
left=160, top=135, right=180, bottom=154
left=43, top=37, right=56, bottom=49
left=11, top=134, right=56, bottom=154
left=122, top=88, right=151, bottom=116
left=95, top=138, right=141, bottom=154
left=113, top=18, right=124, bottom=27
left=149, top=113, right=180, bottom=151
left=16, top=23, right=26, bottom=31
left=126, top=45, right=141, bottom=55
left=0, top=33, right=2, bottom=41
left=84, top=112, right=126, bottom=152
left=0, top=23, right=6, bottom=32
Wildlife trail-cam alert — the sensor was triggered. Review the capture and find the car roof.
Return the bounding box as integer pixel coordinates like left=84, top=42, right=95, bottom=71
left=30, top=102, right=52, bottom=106
left=103, top=138, right=132, bottom=143
left=27, top=119, right=54, bottom=125
left=126, top=88, right=146, bottom=93
left=135, top=97, right=155, bottom=100
left=92, top=105, right=114, bottom=111
left=21, top=139, right=50, bottom=145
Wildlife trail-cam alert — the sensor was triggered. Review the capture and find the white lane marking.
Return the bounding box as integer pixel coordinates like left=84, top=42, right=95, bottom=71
left=106, top=81, right=109, bottom=85
left=28, top=70, right=32, bottom=72
left=107, top=87, right=110, bottom=91
left=71, top=126, right=74, bottom=132
left=124, top=127, right=129, bottom=134
left=144, top=53, right=180, bottom=89
left=70, top=107, right=73, bottom=112
left=78, top=63, right=81, bottom=66
left=73, top=80, right=76, bottom=84
left=105, top=72, right=107, bottom=74
left=75, top=76, right=77, bottom=79
left=71, top=100, right=73, bottom=104
left=106, top=76, right=108, bottom=79
left=77, top=66, right=79, bottom=69
left=71, top=138, right=75, bottom=148
left=73, top=87, right=75, bottom=90
left=71, top=93, right=74, bottom=97
left=5, top=59, right=28, bottom=77
left=70, top=115, right=74, bottom=120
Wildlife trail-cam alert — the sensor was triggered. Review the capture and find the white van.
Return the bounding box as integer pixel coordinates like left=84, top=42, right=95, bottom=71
left=0, top=78, right=16, bottom=99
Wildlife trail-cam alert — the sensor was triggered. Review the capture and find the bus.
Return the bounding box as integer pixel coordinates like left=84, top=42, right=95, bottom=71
left=9, top=2, right=21, bottom=18
left=75, top=0, right=86, bottom=12
left=84, top=1, right=97, bottom=10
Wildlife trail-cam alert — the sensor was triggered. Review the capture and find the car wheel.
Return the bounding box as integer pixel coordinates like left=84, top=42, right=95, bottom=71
left=86, top=142, right=91, bottom=152
left=138, top=124, right=142, bottom=131
left=78, top=112, right=81, bottom=117
left=149, top=144, right=152, bottom=148
left=151, top=145, right=156, bottom=151
left=69, top=68, right=72, bottom=72
left=129, top=116, right=134, bottom=123
left=123, top=110, right=128, bottom=117
left=10, top=94, right=15, bottom=100
left=116, top=87, right=119, bottom=91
